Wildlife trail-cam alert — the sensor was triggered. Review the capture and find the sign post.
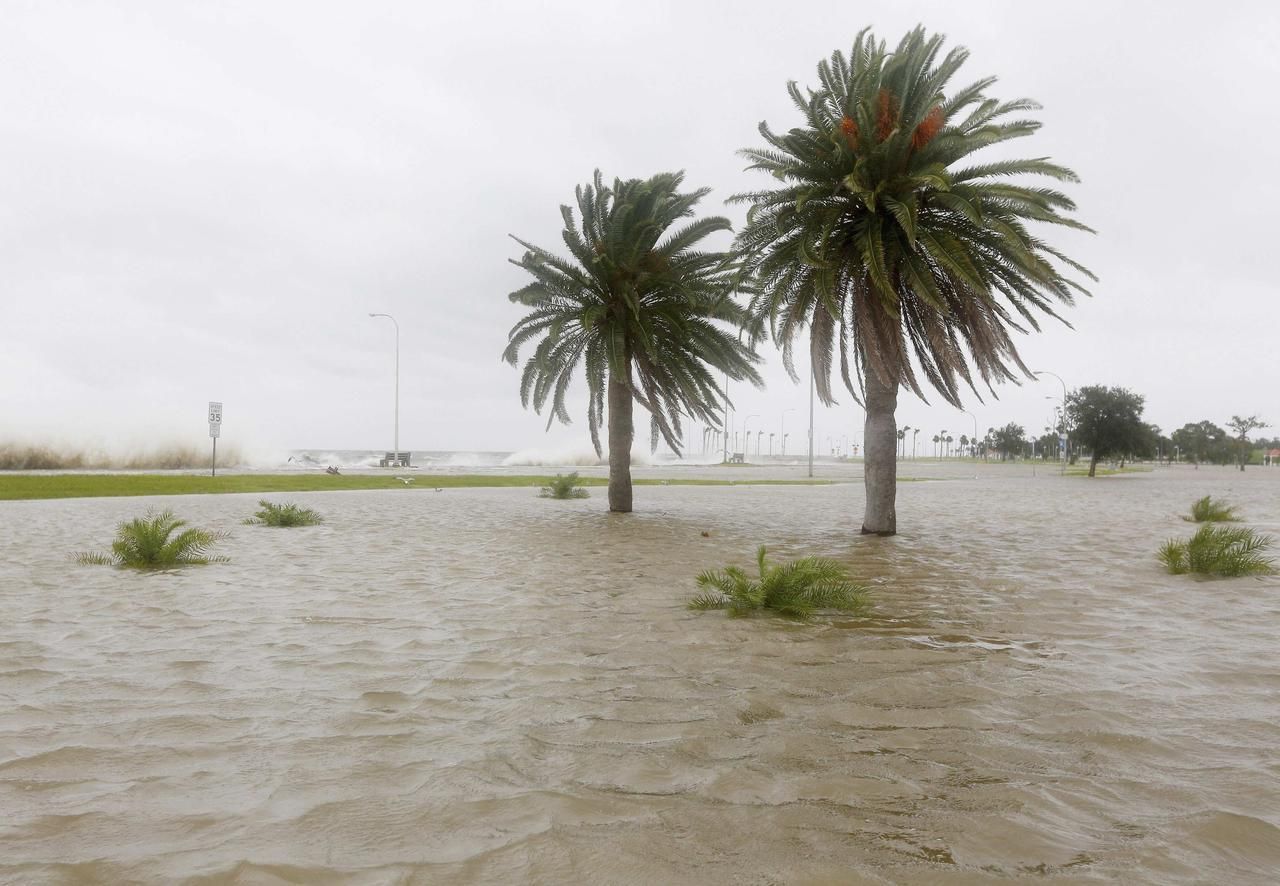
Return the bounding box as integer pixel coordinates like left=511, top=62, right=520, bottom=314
left=208, top=401, right=222, bottom=477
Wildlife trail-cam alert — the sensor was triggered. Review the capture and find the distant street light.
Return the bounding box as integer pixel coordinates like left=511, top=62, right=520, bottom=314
left=962, top=411, right=977, bottom=459
left=1035, top=370, right=1069, bottom=474
left=808, top=366, right=815, bottom=478
left=780, top=408, right=796, bottom=456
left=741, top=414, right=760, bottom=457
left=368, top=313, right=400, bottom=458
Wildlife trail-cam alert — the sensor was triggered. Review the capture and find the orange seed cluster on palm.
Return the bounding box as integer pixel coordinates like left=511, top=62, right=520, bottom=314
left=840, top=115, right=859, bottom=150
left=875, top=89, right=897, bottom=142
left=912, top=106, right=945, bottom=150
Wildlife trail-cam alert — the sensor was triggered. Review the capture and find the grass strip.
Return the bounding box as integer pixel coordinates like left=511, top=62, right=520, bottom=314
left=0, top=473, right=841, bottom=501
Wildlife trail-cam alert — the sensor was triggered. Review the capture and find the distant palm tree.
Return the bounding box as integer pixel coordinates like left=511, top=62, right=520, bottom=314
left=932, top=434, right=941, bottom=458
left=733, top=27, right=1092, bottom=534
left=504, top=171, right=762, bottom=512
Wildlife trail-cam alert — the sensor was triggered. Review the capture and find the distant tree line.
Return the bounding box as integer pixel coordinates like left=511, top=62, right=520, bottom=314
left=924, top=386, right=1271, bottom=476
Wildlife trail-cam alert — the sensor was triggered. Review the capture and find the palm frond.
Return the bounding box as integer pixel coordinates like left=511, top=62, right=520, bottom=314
left=76, top=509, right=228, bottom=569
left=732, top=26, right=1092, bottom=406
left=243, top=500, right=324, bottom=527
left=1159, top=525, right=1276, bottom=577
left=689, top=546, right=870, bottom=620
left=505, top=172, right=763, bottom=462
left=1183, top=495, right=1240, bottom=523
left=539, top=472, right=590, bottom=499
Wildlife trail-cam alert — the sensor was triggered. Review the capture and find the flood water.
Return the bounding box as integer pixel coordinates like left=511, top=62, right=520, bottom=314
left=2, top=464, right=1278, bottom=884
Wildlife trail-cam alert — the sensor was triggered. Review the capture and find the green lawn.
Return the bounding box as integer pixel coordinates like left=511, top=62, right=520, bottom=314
left=0, top=473, right=840, bottom=501
left=1064, top=466, right=1153, bottom=477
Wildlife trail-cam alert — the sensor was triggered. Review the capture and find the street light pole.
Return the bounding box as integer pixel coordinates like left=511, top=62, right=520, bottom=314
left=808, top=365, right=815, bottom=478
left=742, top=414, right=759, bottom=460
left=722, top=372, right=730, bottom=464
left=1035, top=370, right=1068, bottom=475
left=962, top=410, right=977, bottom=459
left=368, top=313, right=400, bottom=457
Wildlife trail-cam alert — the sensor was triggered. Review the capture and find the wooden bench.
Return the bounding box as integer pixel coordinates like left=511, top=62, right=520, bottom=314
left=379, top=451, right=412, bottom=467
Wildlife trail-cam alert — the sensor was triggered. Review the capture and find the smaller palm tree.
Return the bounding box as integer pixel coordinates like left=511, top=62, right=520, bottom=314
left=688, top=546, right=869, bottom=620
left=1158, top=524, right=1275, bottom=577
left=77, top=509, right=228, bottom=569
left=1184, top=495, right=1240, bottom=523
left=540, top=473, right=590, bottom=499
left=504, top=171, right=762, bottom=513
left=244, top=500, right=323, bottom=527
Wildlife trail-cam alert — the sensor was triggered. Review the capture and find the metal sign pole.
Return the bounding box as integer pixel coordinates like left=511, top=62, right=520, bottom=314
left=208, top=401, right=223, bottom=478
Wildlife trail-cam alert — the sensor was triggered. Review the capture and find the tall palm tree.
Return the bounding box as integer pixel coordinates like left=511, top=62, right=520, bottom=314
left=504, top=171, right=762, bottom=512
left=733, top=27, right=1093, bottom=534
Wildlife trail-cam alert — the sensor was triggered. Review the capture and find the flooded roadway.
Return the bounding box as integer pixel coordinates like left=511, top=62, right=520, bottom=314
left=1, top=463, right=1278, bottom=883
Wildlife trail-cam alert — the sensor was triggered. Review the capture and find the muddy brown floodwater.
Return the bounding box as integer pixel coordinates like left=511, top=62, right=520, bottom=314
left=1, top=464, right=1278, bottom=884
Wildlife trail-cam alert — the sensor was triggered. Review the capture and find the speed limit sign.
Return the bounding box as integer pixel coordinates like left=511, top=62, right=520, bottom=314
left=208, top=402, right=223, bottom=476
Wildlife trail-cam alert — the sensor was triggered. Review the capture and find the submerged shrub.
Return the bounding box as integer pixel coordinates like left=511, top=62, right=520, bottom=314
left=76, top=509, right=228, bottom=569
left=1184, top=495, right=1240, bottom=523
left=540, top=472, right=589, bottom=499
left=1158, top=524, right=1275, bottom=577
left=689, top=545, right=869, bottom=620
left=244, top=499, right=323, bottom=527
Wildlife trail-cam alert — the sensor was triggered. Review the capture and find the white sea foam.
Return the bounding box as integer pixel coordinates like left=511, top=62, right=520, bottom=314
left=501, top=446, right=609, bottom=467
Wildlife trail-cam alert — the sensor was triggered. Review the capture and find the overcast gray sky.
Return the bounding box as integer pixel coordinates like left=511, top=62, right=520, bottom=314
left=3, top=0, right=1277, bottom=459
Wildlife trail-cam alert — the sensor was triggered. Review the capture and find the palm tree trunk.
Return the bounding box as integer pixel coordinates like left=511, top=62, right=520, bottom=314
left=861, top=370, right=898, bottom=536
left=1088, top=453, right=1099, bottom=478
left=607, top=367, right=634, bottom=513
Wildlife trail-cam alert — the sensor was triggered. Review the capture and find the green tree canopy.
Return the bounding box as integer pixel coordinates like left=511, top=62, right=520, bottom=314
left=731, top=26, right=1093, bottom=534
left=1171, top=421, right=1231, bottom=465
left=1227, top=414, right=1269, bottom=471
left=992, top=422, right=1026, bottom=460
left=1067, top=385, right=1148, bottom=477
